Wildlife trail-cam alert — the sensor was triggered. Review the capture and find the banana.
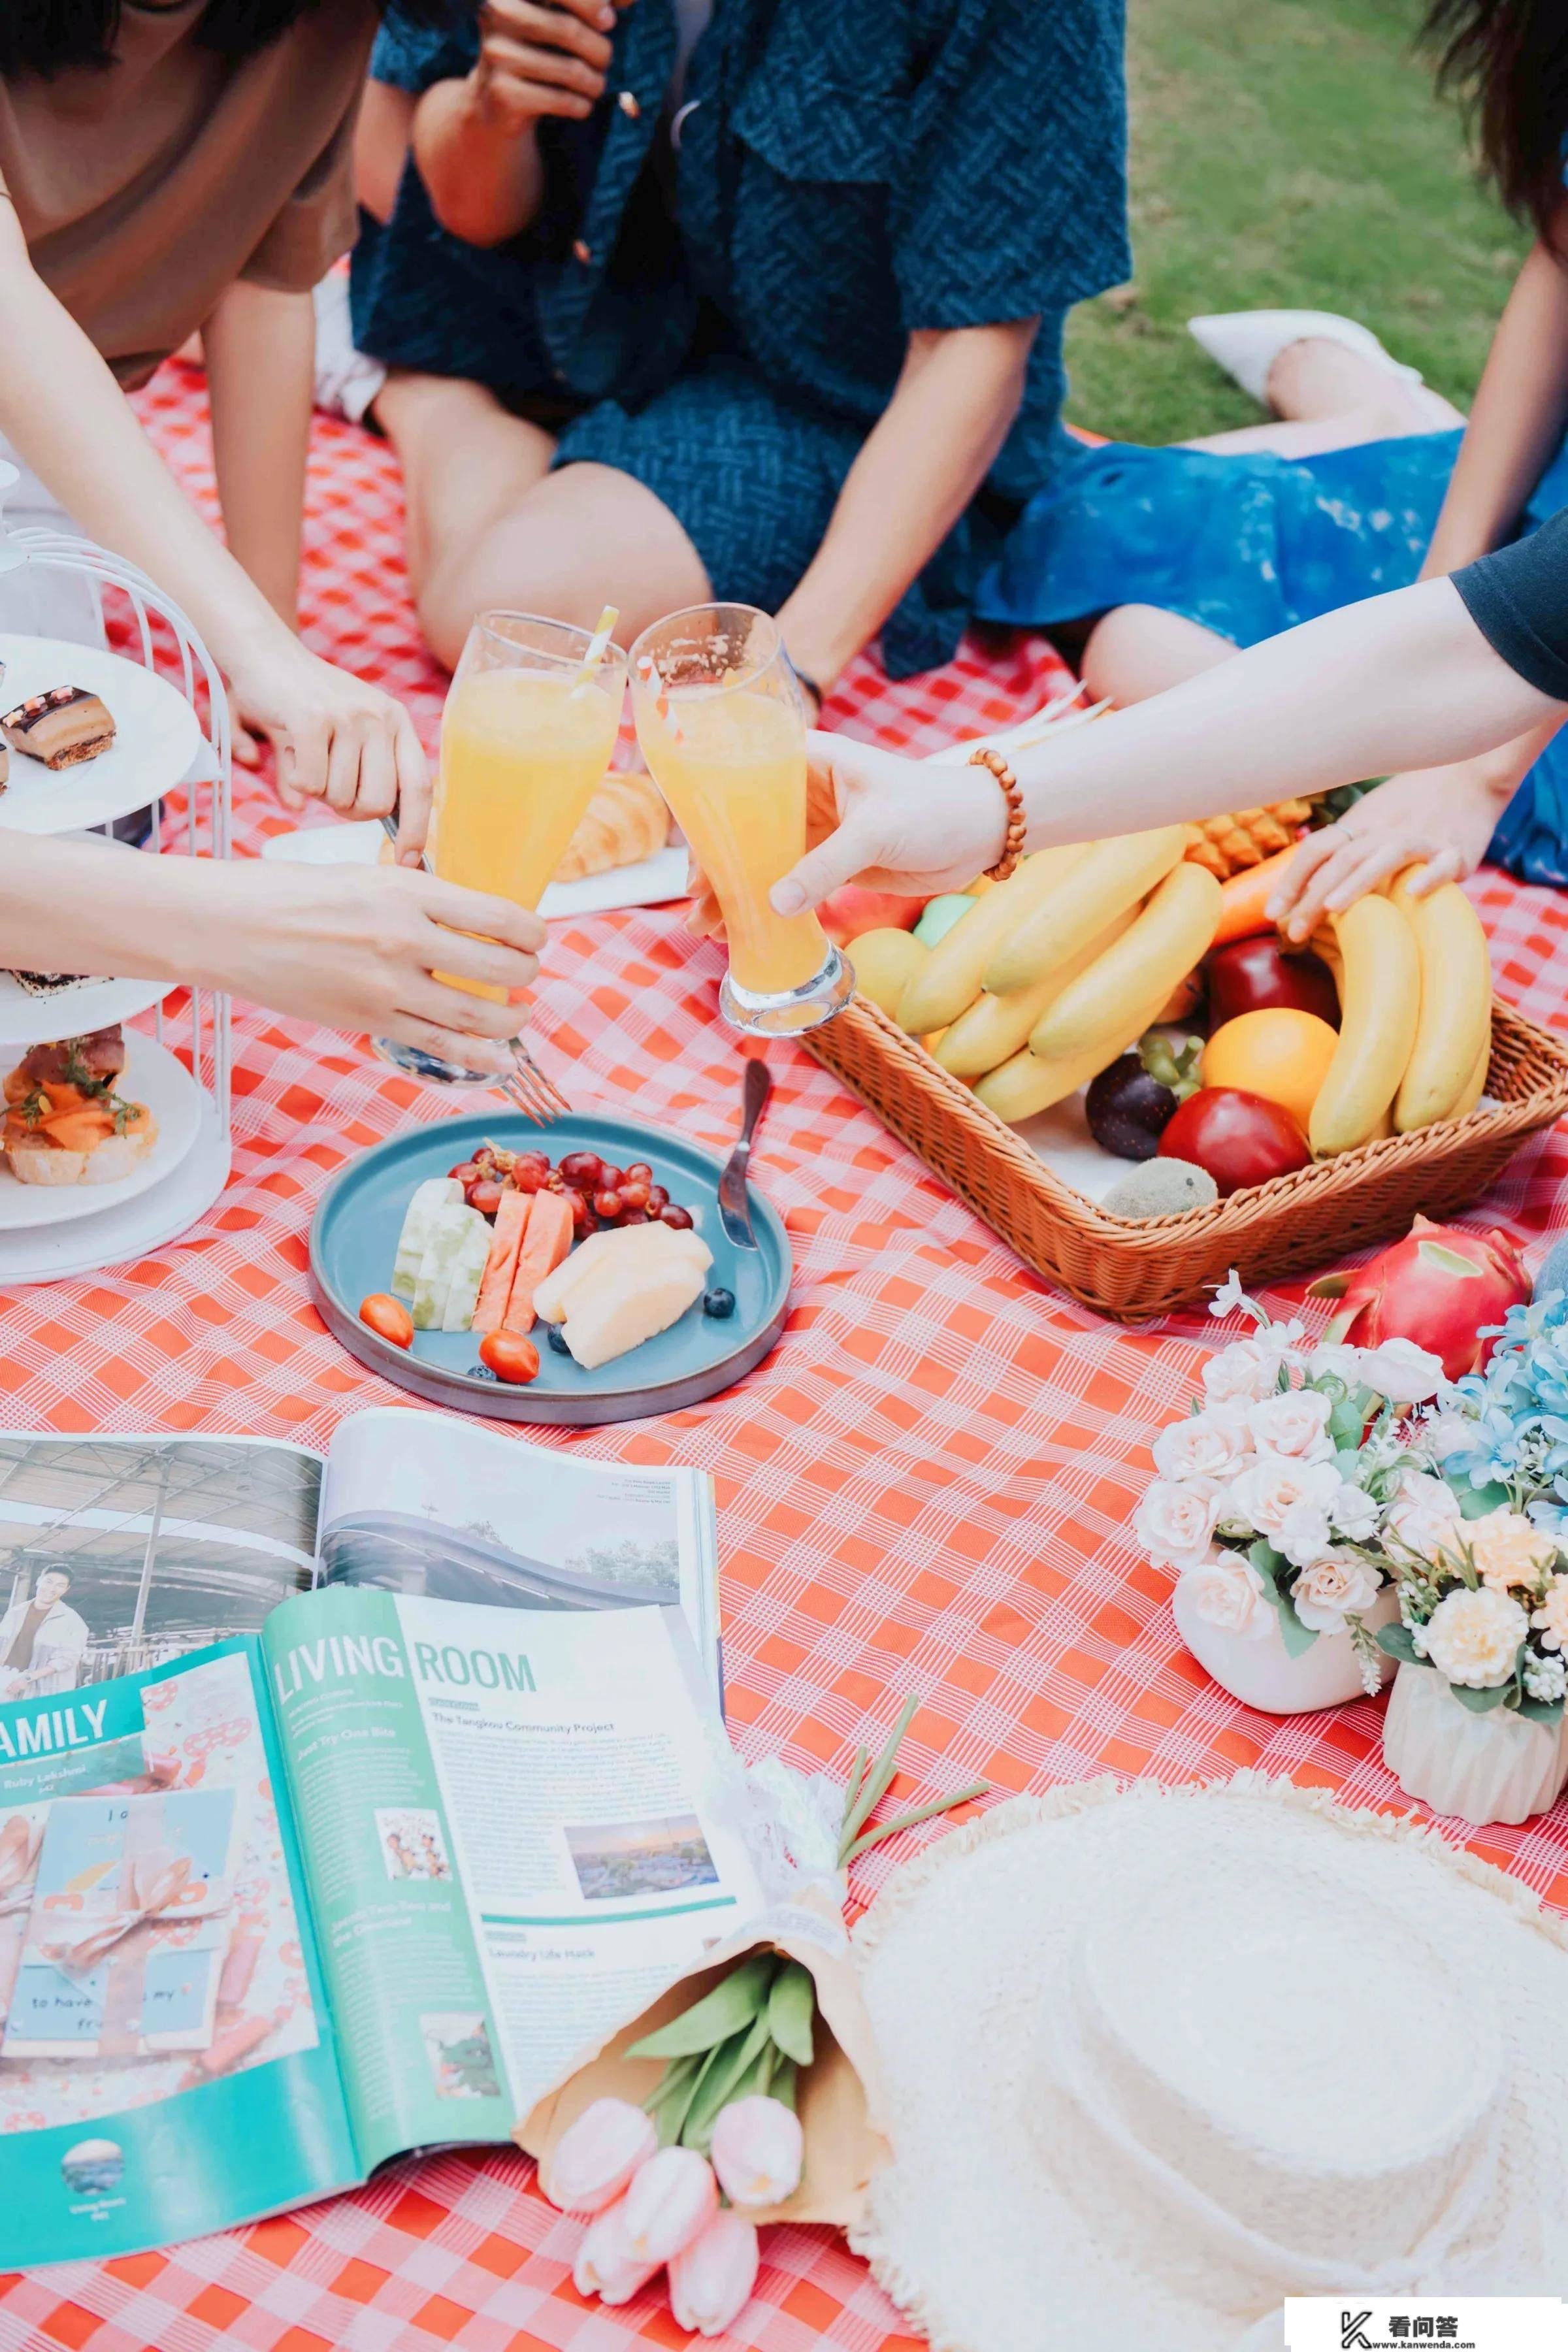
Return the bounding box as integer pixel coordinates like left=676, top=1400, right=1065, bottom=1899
left=974, top=992, right=1169, bottom=1126
left=895, top=843, right=1089, bottom=1035
left=1307, top=894, right=1421, bottom=1157
left=1029, top=862, right=1221, bottom=1062
left=983, top=825, right=1189, bottom=997
left=935, top=905, right=1137, bottom=1077
left=1389, top=872, right=1494, bottom=1131
left=1452, top=1029, right=1491, bottom=1117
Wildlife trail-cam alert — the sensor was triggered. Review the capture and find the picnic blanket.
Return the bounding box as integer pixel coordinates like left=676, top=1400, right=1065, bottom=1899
left=3, top=366, right=1568, bottom=2352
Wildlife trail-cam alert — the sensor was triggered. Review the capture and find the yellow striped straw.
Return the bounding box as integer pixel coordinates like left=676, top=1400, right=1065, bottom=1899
left=570, top=604, right=620, bottom=696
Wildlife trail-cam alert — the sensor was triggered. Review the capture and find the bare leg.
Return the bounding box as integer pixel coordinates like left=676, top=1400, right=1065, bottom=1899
left=1183, top=335, right=1465, bottom=457
left=372, top=371, right=557, bottom=623
left=1082, top=604, right=1238, bottom=706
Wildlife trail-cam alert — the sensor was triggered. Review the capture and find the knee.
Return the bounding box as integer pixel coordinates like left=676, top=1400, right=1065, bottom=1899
left=1082, top=604, right=1234, bottom=706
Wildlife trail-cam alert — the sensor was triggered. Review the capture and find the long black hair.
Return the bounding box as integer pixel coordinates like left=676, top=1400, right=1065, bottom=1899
left=1425, top=0, right=1568, bottom=242
left=0, top=0, right=461, bottom=78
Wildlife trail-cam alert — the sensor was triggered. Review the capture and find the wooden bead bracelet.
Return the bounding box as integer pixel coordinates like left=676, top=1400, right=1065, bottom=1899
left=970, top=746, right=1026, bottom=881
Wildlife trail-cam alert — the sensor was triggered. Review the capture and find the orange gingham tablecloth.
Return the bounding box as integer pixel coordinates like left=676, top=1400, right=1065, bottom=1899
left=3, top=370, right=1568, bottom=2352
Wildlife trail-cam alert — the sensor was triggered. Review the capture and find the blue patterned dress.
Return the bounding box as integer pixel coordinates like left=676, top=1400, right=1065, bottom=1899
left=975, top=423, right=1568, bottom=884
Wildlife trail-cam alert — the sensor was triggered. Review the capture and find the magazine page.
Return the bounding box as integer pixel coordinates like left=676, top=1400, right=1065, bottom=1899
left=0, top=1433, right=323, bottom=1698
left=0, top=1636, right=355, bottom=2266
left=316, top=1409, right=721, bottom=1699
left=262, top=1584, right=762, bottom=2172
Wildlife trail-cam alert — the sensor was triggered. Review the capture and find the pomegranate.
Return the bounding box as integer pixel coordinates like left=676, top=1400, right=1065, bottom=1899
left=1307, top=1215, right=1529, bottom=1382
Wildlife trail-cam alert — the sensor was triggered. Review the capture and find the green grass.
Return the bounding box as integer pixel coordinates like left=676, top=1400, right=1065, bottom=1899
left=1063, top=0, right=1531, bottom=444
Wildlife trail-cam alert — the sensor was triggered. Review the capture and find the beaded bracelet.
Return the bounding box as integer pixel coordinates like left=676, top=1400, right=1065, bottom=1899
left=970, top=746, right=1026, bottom=881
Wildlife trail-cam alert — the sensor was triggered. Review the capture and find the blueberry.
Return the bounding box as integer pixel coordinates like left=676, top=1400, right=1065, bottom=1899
left=469, top=1361, right=498, bottom=1381
left=547, top=1323, right=573, bottom=1355
left=703, top=1286, right=736, bottom=1320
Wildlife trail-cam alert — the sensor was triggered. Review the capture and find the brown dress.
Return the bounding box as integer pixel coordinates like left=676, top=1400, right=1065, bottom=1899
left=0, top=0, right=378, bottom=387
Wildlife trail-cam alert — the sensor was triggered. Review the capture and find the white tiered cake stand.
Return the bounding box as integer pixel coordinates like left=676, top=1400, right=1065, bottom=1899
left=0, top=512, right=233, bottom=1283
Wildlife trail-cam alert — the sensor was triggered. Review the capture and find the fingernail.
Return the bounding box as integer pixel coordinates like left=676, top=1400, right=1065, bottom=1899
left=770, top=881, right=806, bottom=916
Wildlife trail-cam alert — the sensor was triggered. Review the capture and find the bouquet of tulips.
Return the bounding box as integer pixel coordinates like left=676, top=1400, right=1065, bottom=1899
left=531, top=1701, right=985, bottom=2335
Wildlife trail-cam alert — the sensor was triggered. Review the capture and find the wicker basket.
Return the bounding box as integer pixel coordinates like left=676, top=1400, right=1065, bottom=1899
left=802, top=995, right=1568, bottom=1322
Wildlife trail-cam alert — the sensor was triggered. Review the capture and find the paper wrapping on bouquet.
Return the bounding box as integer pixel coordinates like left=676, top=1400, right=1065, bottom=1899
left=517, top=1755, right=890, bottom=2230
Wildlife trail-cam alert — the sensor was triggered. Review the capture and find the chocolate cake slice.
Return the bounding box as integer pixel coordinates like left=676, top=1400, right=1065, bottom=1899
left=1, top=685, right=116, bottom=769
left=3, top=970, right=88, bottom=996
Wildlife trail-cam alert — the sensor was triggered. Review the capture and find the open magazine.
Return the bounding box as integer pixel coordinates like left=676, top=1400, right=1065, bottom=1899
left=0, top=1414, right=755, bottom=2264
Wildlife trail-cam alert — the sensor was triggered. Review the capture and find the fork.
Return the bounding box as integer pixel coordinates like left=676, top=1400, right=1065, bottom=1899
left=378, top=813, right=571, bottom=1126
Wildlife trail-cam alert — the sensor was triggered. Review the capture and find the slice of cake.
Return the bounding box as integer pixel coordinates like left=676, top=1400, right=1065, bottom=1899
left=1, top=686, right=116, bottom=769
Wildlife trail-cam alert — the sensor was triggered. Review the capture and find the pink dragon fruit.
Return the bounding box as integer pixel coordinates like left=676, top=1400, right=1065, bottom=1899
left=1308, top=1217, right=1529, bottom=1383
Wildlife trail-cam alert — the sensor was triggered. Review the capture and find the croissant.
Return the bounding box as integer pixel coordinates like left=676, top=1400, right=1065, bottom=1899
left=554, top=772, right=670, bottom=883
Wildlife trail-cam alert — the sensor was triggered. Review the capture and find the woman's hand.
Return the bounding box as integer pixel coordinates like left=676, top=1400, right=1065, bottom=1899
left=185, top=861, right=546, bottom=1071
left=225, top=640, right=432, bottom=859
left=767, top=731, right=1009, bottom=915
left=1267, top=759, right=1512, bottom=941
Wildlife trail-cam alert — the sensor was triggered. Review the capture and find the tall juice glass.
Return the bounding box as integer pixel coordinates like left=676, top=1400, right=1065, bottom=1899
left=629, top=606, right=852, bottom=1036
left=376, top=610, right=627, bottom=1085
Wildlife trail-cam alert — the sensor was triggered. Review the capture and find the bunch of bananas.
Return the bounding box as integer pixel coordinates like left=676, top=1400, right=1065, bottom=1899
left=890, top=826, right=1223, bottom=1124
left=1307, top=875, right=1492, bottom=1154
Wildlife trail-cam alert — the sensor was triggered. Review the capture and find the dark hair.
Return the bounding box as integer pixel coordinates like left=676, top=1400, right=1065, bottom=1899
left=0, top=0, right=461, bottom=78
left=1425, top=0, right=1568, bottom=244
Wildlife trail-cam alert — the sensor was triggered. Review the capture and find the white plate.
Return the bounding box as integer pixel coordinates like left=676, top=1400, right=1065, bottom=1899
left=0, top=1030, right=201, bottom=1228
left=0, top=971, right=171, bottom=1051
left=0, top=636, right=203, bottom=835
left=260, top=817, right=693, bottom=917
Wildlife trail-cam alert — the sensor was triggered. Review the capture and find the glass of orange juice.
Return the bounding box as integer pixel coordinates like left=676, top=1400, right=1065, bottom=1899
left=629, top=605, right=852, bottom=1037
left=376, top=610, right=627, bottom=1085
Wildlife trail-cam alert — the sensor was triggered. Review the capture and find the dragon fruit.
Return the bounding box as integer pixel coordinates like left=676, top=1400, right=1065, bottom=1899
left=1308, top=1217, right=1529, bottom=1384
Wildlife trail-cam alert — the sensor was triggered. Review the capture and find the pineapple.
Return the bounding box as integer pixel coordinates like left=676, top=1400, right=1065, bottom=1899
left=1184, top=799, right=1313, bottom=879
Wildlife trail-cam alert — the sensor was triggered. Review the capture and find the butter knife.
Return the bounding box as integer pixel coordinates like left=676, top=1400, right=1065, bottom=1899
left=717, top=1057, right=772, bottom=1249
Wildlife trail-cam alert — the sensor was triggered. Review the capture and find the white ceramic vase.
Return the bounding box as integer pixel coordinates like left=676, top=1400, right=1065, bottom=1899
left=1382, top=1661, right=1568, bottom=1825
left=1172, top=1577, right=1398, bottom=1715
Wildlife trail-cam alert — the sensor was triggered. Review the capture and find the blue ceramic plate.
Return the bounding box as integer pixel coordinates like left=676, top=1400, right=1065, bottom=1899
left=308, top=1111, right=791, bottom=1426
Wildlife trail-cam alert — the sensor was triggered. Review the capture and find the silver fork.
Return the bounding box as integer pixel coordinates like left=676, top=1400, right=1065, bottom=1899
left=379, top=813, right=571, bottom=1126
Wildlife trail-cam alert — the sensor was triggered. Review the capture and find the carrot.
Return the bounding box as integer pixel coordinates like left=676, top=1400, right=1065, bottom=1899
left=473, top=1190, right=531, bottom=1335
left=504, top=1189, right=575, bottom=1333
left=1212, top=844, right=1301, bottom=945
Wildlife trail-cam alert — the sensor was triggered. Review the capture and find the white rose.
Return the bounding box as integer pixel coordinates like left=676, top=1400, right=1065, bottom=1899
left=1246, top=1388, right=1335, bottom=1463
left=1420, top=1586, right=1528, bottom=1688
left=1384, top=1471, right=1465, bottom=1567
left=1418, top=1409, right=1480, bottom=1466
left=1353, top=1337, right=1446, bottom=1406
left=1306, top=1341, right=1363, bottom=1388
left=1328, top=1481, right=1380, bottom=1543
left=1201, top=1341, right=1280, bottom=1407
left=1291, top=1550, right=1384, bottom=1631
left=1134, top=1478, right=1223, bottom=1571
left=1181, top=1550, right=1273, bottom=1641
left=1226, top=1455, right=1343, bottom=1546
left=1279, top=1501, right=1334, bottom=1569
left=1152, top=1405, right=1253, bottom=1484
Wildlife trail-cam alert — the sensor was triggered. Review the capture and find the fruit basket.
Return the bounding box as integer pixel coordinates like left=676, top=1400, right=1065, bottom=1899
left=801, top=994, right=1568, bottom=1322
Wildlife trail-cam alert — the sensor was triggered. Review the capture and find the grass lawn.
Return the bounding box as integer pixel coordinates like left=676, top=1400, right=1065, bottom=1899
left=1064, top=0, right=1531, bottom=445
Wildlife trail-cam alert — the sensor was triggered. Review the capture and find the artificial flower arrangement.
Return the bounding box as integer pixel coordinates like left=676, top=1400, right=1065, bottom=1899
left=1135, top=1272, right=1448, bottom=1693
left=527, top=1701, right=985, bottom=2336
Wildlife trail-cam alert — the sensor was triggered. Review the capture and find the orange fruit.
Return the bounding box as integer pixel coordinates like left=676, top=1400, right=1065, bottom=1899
left=1201, top=1007, right=1339, bottom=1128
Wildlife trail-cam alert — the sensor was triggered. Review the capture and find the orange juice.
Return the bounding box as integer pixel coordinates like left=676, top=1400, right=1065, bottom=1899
left=435, top=666, right=621, bottom=907
left=637, top=688, right=827, bottom=996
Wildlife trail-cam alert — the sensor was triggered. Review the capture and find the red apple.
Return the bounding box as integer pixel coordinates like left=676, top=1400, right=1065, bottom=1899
left=817, top=886, right=928, bottom=947
left=1205, top=936, right=1340, bottom=1030
left=1158, top=1086, right=1311, bottom=1196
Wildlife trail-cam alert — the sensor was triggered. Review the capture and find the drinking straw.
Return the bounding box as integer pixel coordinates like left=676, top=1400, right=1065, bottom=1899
left=570, top=604, right=620, bottom=696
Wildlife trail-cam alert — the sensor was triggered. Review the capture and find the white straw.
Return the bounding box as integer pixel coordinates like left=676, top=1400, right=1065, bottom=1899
left=570, top=604, right=619, bottom=696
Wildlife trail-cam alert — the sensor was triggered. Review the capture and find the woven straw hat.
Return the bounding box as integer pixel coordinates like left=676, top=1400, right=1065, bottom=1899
left=851, top=1774, right=1568, bottom=2352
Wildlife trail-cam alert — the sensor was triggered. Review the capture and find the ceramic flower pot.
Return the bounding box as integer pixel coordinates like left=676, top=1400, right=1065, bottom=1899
left=1382, top=1661, right=1568, bottom=1825
left=1173, top=1577, right=1398, bottom=1715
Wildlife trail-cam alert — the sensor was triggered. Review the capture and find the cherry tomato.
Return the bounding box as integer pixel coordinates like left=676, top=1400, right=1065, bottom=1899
left=359, top=1293, right=414, bottom=1349
left=645, top=1184, right=669, bottom=1214
left=625, top=1162, right=653, bottom=1183
left=659, top=1203, right=694, bottom=1231
left=466, top=1178, right=506, bottom=1217
left=593, top=1189, right=625, bottom=1221
left=1158, top=1086, right=1311, bottom=1196
left=617, top=1180, right=651, bottom=1211
left=559, top=1151, right=604, bottom=1192
left=448, top=1161, right=482, bottom=1185
left=479, top=1330, right=540, bottom=1384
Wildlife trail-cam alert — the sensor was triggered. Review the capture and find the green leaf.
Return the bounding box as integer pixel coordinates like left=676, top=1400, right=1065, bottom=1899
left=655, top=2039, right=730, bottom=2147
left=1459, top=1482, right=1511, bottom=1521
left=840, top=1695, right=919, bottom=1852
left=1516, top=1693, right=1566, bottom=1727
left=1448, top=1680, right=1508, bottom=1713
left=1274, top=1595, right=1320, bottom=1659
left=644, top=2050, right=702, bottom=2115
left=1377, top=1624, right=1423, bottom=1663
left=679, top=2009, right=774, bottom=2151
left=1247, top=1540, right=1286, bottom=1593
left=1328, top=1387, right=1375, bottom=1449
left=766, top=1962, right=816, bottom=2068
left=625, top=1951, right=777, bottom=2060
left=769, top=2057, right=798, bottom=2113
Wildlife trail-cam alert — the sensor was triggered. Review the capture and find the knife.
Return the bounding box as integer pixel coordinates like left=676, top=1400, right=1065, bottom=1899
left=717, top=1057, right=772, bottom=1250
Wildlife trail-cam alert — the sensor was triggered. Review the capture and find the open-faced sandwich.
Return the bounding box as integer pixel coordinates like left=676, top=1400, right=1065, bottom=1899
left=1, top=1026, right=157, bottom=1186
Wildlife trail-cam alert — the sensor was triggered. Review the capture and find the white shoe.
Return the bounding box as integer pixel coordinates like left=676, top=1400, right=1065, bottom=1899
left=1187, top=308, right=1423, bottom=407
left=312, top=269, right=387, bottom=427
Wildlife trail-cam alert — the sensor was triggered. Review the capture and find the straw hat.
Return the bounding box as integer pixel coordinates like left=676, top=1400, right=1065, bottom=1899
left=851, top=1774, right=1568, bottom=2352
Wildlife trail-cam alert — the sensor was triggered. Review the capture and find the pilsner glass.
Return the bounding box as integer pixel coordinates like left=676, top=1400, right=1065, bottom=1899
left=375, top=610, right=627, bottom=1086
left=629, top=604, right=852, bottom=1036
